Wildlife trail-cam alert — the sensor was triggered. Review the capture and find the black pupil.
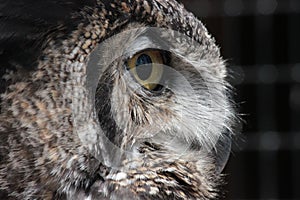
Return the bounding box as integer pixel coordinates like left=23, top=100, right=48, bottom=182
left=135, top=54, right=153, bottom=81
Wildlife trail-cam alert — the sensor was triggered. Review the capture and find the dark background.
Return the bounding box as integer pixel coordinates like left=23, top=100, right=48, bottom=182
left=181, top=0, right=300, bottom=199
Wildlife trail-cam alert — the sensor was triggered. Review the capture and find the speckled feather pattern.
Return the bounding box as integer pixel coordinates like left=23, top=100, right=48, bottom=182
left=0, top=0, right=234, bottom=199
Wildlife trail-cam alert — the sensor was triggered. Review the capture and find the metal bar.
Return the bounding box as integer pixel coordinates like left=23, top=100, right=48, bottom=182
left=254, top=2, right=278, bottom=198
left=229, top=63, right=300, bottom=85
left=288, top=0, right=300, bottom=198
left=184, top=0, right=300, bottom=17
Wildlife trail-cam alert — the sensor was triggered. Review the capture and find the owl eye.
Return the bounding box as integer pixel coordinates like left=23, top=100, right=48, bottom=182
left=127, top=50, right=165, bottom=92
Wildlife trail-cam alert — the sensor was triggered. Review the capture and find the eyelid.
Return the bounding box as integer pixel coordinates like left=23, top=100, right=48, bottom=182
left=125, top=36, right=157, bottom=58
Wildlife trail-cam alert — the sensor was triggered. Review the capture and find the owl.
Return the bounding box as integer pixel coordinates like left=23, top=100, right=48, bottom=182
left=0, top=0, right=236, bottom=199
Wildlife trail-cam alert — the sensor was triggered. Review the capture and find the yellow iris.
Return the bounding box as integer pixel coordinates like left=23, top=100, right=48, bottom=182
left=127, top=50, right=164, bottom=91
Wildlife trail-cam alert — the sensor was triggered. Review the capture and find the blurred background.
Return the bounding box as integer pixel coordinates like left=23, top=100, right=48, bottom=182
left=181, top=0, right=300, bottom=199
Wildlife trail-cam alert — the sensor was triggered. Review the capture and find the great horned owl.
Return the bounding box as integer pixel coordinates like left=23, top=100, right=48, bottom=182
left=0, top=0, right=236, bottom=199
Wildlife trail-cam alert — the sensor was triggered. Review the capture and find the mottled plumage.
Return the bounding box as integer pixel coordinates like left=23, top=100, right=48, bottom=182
left=0, top=0, right=236, bottom=199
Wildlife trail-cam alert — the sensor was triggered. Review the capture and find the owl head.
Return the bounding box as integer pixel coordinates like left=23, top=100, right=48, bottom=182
left=0, top=0, right=237, bottom=199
